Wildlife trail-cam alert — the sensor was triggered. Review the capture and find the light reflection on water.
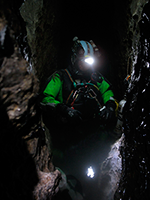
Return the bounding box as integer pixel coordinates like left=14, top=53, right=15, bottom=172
left=86, top=166, right=95, bottom=178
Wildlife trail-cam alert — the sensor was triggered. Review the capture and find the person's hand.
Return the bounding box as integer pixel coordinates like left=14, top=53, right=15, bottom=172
left=99, top=101, right=116, bottom=123
left=56, top=104, right=82, bottom=124
left=66, top=107, right=82, bottom=123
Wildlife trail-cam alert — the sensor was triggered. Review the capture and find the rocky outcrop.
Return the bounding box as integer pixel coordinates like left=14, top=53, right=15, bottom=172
left=33, top=170, right=60, bottom=200
left=99, top=136, right=123, bottom=200
left=128, top=0, right=149, bottom=72
left=20, top=0, right=59, bottom=85
left=0, top=47, right=61, bottom=200
left=0, top=3, right=61, bottom=200
left=114, top=2, right=150, bottom=199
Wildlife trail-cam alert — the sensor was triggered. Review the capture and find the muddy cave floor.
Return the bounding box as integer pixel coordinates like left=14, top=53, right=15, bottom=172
left=51, top=128, right=118, bottom=200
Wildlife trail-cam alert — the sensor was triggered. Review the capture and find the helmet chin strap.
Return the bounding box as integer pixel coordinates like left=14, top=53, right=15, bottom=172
left=74, top=69, right=94, bottom=81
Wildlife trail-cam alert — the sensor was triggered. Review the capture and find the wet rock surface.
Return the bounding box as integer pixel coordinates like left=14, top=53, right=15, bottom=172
left=99, top=135, right=123, bottom=200
left=20, top=0, right=59, bottom=83
left=33, top=170, right=61, bottom=200
left=0, top=47, right=61, bottom=199
left=115, top=2, right=150, bottom=199
left=0, top=5, right=61, bottom=200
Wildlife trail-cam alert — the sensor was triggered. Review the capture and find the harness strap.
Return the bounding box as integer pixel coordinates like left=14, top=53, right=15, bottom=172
left=64, top=69, right=76, bottom=104
left=85, top=82, right=100, bottom=92
left=64, top=69, right=75, bottom=85
left=66, top=89, right=74, bottom=104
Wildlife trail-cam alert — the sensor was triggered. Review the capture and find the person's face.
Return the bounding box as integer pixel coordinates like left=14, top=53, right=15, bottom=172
left=77, top=48, right=93, bottom=72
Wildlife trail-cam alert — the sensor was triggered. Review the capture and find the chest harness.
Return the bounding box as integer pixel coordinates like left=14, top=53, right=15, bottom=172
left=64, top=69, right=102, bottom=109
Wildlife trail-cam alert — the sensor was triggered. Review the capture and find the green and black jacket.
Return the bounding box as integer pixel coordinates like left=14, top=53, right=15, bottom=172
left=42, top=69, right=115, bottom=110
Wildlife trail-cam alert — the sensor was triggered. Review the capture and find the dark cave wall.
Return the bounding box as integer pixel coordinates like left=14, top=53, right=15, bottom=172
left=102, top=0, right=149, bottom=100
left=0, top=1, right=61, bottom=200
left=20, top=0, right=60, bottom=85
left=115, top=2, right=150, bottom=199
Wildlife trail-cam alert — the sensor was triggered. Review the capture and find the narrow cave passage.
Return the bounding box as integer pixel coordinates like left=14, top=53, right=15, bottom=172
left=45, top=2, right=128, bottom=199
left=38, top=1, right=130, bottom=200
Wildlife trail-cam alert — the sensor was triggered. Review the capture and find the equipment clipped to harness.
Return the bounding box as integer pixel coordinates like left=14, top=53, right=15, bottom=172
left=64, top=68, right=103, bottom=112
left=69, top=82, right=103, bottom=112
left=86, top=87, right=102, bottom=108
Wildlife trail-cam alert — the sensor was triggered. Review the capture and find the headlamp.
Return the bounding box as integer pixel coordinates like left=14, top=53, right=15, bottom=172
left=85, top=57, right=94, bottom=65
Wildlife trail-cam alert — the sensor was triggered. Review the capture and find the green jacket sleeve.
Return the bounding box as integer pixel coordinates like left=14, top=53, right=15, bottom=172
left=97, top=78, right=115, bottom=104
left=42, top=73, right=63, bottom=105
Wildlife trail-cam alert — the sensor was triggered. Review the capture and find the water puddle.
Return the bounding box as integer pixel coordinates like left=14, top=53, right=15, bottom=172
left=53, top=130, right=118, bottom=200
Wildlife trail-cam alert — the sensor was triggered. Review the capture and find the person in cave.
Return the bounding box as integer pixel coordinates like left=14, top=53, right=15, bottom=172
left=40, top=37, right=117, bottom=151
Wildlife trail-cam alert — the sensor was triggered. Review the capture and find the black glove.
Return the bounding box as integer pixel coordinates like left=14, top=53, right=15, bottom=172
left=56, top=104, right=82, bottom=124
left=99, top=101, right=116, bottom=123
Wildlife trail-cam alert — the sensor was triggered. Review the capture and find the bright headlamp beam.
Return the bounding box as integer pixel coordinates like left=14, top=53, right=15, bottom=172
left=85, top=57, right=94, bottom=65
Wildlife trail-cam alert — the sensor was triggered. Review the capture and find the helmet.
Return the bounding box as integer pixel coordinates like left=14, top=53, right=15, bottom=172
left=71, top=37, right=100, bottom=65
left=69, top=37, right=101, bottom=77
left=71, top=37, right=96, bottom=65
